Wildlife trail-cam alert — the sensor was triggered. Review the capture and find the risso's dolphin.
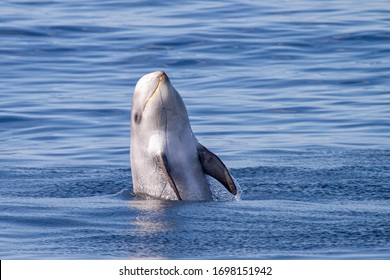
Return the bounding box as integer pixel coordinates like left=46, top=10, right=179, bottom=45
left=130, top=71, right=237, bottom=201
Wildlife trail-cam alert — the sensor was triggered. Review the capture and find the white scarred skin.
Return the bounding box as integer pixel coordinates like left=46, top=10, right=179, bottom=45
left=130, top=71, right=212, bottom=200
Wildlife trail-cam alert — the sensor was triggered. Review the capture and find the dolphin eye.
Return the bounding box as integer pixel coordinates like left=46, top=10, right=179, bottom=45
left=134, top=113, right=142, bottom=124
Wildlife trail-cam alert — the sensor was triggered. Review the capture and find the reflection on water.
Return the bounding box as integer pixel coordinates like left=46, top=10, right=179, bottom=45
left=129, top=198, right=177, bottom=236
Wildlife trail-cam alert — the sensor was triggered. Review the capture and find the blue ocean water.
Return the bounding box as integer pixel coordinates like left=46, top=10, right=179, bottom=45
left=1, top=0, right=390, bottom=259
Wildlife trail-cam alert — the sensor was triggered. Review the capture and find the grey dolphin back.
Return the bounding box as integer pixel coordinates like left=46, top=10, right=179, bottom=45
left=197, top=144, right=238, bottom=195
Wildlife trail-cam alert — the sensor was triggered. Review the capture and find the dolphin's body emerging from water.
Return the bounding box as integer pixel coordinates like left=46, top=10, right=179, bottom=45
left=130, top=71, right=237, bottom=201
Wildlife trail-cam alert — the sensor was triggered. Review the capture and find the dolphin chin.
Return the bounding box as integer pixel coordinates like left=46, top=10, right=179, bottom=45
left=130, top=71, right=237, bottom=201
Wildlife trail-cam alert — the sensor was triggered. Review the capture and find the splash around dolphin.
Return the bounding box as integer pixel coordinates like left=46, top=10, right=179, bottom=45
left=130, top=71, right=237, bottom=201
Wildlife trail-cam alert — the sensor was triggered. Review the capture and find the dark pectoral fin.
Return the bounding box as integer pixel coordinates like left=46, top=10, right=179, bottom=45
left=156, top=153, right=182, bottom=200
left=197, top=144, right=237, bottom=195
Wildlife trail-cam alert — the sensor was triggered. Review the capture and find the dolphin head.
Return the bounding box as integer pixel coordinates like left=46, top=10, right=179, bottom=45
left=131, top=71, right=191, bottom=135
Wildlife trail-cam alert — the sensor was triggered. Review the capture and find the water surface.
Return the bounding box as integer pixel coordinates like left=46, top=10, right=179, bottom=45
left=1, top=0, right=389, bottom=259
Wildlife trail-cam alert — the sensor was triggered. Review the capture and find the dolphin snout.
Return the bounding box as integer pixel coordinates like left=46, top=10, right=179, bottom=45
left=142, top=71, right=168, bottom=110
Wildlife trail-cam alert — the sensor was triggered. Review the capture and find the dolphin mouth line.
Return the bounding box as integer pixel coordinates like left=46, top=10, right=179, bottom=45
left=143, top=73, right=166, bottom=111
